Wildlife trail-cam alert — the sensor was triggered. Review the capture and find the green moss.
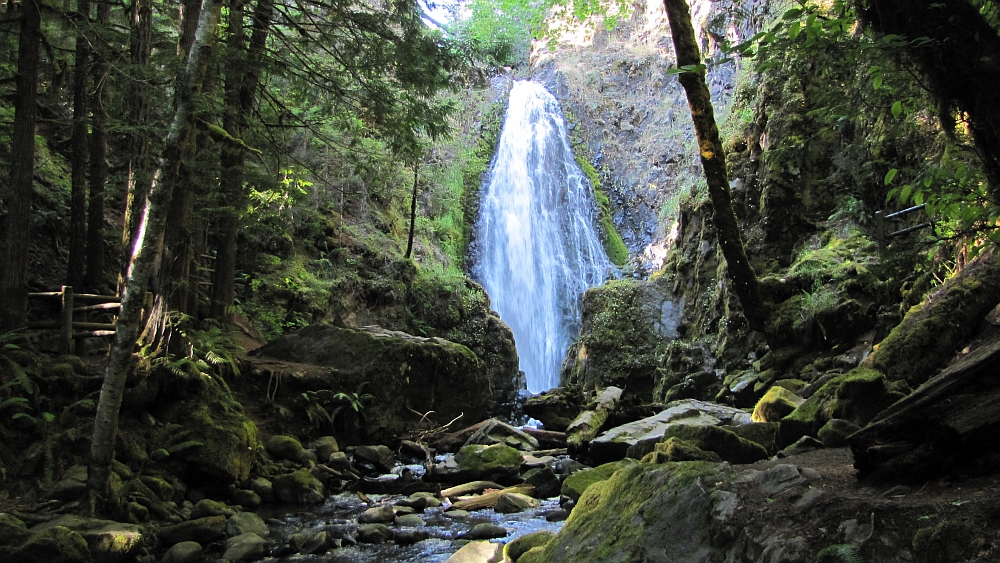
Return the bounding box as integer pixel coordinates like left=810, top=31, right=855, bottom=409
left=660, top=425, right=768, bottom=464
left=504, top=530, right=556, bottom=562
left=642, top=437, right=721, bottom=463
left=13, top=526, right=92, bottom=563
left=832, top=367, right=903, bottom=425
left=561, top=459, right=638, bottom=502
left=912, top=520, right=976, bottom=563
left=752, top=385, right=804, bottom=422
left=728, top=422, right=780, bottom=455
left=576, top=155, right=629, bottom=266
left=455, top=443, right=522, bottom=474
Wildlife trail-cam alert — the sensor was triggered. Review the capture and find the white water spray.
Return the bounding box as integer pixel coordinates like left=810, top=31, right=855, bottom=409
left=471, top=81, right=615, bottom=393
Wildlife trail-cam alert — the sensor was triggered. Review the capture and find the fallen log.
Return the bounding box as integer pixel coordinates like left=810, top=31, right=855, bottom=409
left=446, top=484, right=535, bottom=512
left=440, top=481, right=506, bottom=498
left=521, top=427, right=567, bottom=449
left=850, top=330, right=1000, bottom=483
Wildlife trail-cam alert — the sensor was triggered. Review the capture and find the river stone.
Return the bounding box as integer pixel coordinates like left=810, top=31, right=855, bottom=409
left=590, top=399, right=747, bottom=464
left=248, top=478, right=274, bottom=503
left=459, top=523, right=509, bottom=540
left=393, top=528, right=430, bottom=545
left=299, top=531, right=333, bottom=554
left=356, top=523, right=393, bottom=544
left=190, top=499, right=233, bottom=520
left=354, top=445, right=395, bottom=474
left=159, top=516, right=227, bottom=545
left=327, top=451, right=350, bottom=470
left=544, top=508, right=569, bottom=522
left=251, top=324, right=493, bottom=441
left=12, top=526, right=91, bottom=563
left=505, top=531, right=556, bottom=562
left=445, top=540, right=502, bottom=563
left=222, top=533, right=269, bottom=561
left=227, top=512, right=268, bottom=537
left=495, top=493, right=540, bottom=514
left=523, top=466, right=561, bottom=498
left=231, top=489, right=261, bottom=509
left=463, top=418, right=540, bottom=451
left=160, top=541, right=202, bottom=563
left=273, top=468, right=324, bottom=504
left=395, top=513, right=426, bottom=527
left=312, top=436, right=340, bottom=462
left=358, top=504, right=395, bottom=524
left=266, top=436, right=305, bottom=464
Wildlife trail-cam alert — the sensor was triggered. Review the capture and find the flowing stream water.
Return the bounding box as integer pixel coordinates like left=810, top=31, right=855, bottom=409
left=472, top=80, right=615, bottom=393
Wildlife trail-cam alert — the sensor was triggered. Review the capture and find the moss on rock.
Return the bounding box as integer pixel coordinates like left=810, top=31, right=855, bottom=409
left=912, top=519, right=976, bottom=563
left=560, top=459, right=638, bottom=502
left=660, top=425, right=768, bottom=464
left=752, top=385, right=805, bottom=422
left=454, top=443, right=523, bottom=482
left=642, top=436, right=722, bottom=463
left=13, top=526, right=92, bottom=563
left=504, top=530, right=556, bottom=562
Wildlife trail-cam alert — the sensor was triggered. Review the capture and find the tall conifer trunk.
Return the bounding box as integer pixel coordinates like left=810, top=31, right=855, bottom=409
left=0, top=0, right=42, bottom=331
left=86, top=0, right=109, bottom=290
left=88, top=0, right=225, bottom=513
left=68, top=0, right=91, bottom=289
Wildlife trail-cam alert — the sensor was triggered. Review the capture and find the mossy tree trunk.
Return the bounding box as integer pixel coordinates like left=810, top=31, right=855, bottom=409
left=88, top=0, right=225, bottom=514
left=662, top=0, right=768, bottom=332
left=0, top=0, right=42, bottom=331
left=405, top=163, right=419, bottom=259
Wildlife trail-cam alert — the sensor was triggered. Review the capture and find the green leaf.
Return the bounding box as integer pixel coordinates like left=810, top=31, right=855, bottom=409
left=872, top=74, right=883, bottom=90
left=900, top=184, right=913, bottom=204
left=884, top=168, right=899, bottom=185
left=891, top=101, right=902, bottom=119
left=788, top=22, right=802, bottom=40
left=782, top=8, right=803, bottom=19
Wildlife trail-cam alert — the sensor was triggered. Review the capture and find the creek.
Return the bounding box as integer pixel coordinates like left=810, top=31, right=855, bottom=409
left=471, top=80, right=615, bottom=393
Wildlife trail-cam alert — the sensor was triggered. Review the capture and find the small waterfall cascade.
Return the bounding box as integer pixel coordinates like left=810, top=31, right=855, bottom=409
left=471, top=80, right=615, bottom=393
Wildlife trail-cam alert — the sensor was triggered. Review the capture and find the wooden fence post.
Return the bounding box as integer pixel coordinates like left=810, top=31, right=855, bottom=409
left=61, top=285, right=74, bottom=355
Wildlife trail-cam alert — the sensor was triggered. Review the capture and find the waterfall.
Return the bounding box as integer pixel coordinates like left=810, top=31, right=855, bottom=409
left=471, top=80, right=615, bottom=394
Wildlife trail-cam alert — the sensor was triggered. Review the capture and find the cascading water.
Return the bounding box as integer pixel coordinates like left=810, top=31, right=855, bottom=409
left=471, top=80, right=615, bottom=394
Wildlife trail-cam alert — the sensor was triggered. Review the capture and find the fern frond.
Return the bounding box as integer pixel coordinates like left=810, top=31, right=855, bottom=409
left=816, top=544, right=863, bottom=563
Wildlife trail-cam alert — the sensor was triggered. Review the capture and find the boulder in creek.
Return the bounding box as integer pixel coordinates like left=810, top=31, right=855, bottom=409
left=392, top=528, right=430, bottom=545
left=353, top=445, right=395, bottom=474
left=272, top=468, right=325, bottom=504
left=250, top=324, right=492, bottom=441
left=523, top=386, right=587, bottom=432
left=504, top=531, right=556, bottom=563
left=356, top=523, right=393, bottom=544
left=523, top=465, right=561, bottom=498
left=221, top=533, right=269, bottom=562
left=357, top=504, right=395, bottom=524
left=226, top=513, right=268, bottom=537
left=311, top=436, right=339, bottom=462
left=158, top=516, right=227, bottom=546
left=449, top=443, right=523, bottom=484
left=589, top=399, right=749, bottom=464
left=189, top=499, right=233, bottom=520
left=459, top=523, right=509, bottom=540
left=561, top=459, right=638, bottom=502
left=495, top=492, right=541, bottom=513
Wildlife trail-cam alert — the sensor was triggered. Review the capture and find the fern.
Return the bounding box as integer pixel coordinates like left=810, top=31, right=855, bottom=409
left=816, top=544, right=863, bottom=563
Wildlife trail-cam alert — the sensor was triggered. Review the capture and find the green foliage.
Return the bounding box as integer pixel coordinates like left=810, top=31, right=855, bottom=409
left=14, top=396, right=96, bottom=484
left=299, top=383, right=374, bottom=432
left=446, top=0, right=532, bottom=72
left=816, top=544, right=862, bottom=563
left=577, top=155, right=629, bottom=266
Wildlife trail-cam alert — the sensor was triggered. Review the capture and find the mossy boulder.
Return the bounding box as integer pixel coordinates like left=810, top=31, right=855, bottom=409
left=912, top=520, right=976, bottom=563
left=272, top=468, right=325, bottom=504
left=158, top=516, right=227, bottom=545
left=659, top=425, right=768, bottom=464
left=12, top=526, right=93, bottom=563
left=452, top=443, right=523, bottom=482
left=30, top=515, right=144, bottom=563
left=505, top=530, right=556, bottom=562
left=523, top=462, right=721, bottom=563
left=817, top=419, right=861, bottom=447
left=0, top=513, right=30, bottom=549
left=251, top=324, right=492, bottom=440
left=311, top=436, right=339, bottom=462
left=751, top=386, right=805, bottom=422
left=265, top=435, right=305, bottom=463
left=159, top=374, right=259, bottom=483
left=641, top=437, right=722, bottom=463
left=561, top=459, right=638, bottom=502
left=728, top=422, right=780, bottom=455
left=523, top=386, right=586, bottom=432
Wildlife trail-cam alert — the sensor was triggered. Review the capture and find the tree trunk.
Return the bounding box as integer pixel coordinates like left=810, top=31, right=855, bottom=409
left=85, top=0, right=109, bottom=291
left=67, top=0, right=90, bottom=289
left=0, top=0, right=42, bottom=331
left=853, top=0, right=1000, bottom=195
left=405, top=163, right=419, bottom=259
left=662, top=0, right=768, bottom=333
left=211, top=0, right=273, bottom=322
left=88, top=0, right=225, bottom=514
left=120, top=0, right=153, bottom=292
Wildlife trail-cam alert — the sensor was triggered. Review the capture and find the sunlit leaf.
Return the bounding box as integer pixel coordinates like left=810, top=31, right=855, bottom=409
left=884, top=168, right=898, bottom=185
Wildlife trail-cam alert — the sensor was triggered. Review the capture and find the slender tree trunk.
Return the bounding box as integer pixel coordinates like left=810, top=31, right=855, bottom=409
left=405, top=163, right=419, bottom=259
left=88, top=0, right=225, bottom=513
left=211, top=0, right=273, bottom=321
left=120, top=0, right=153, bottom=291
left=85, top=0, right=109, bottom=291
left=662, top=0, right=768, bottom=332
left=0, top=0, right=42, bottom=331
left=67, top=0, right=90, bottom=289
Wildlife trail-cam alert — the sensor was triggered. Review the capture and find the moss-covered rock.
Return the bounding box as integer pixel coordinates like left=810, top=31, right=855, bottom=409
left=751, top=386, right=805, bottom=422
left=523, top=386, right=586, bottom=432
left=504, top=530, right=556, bottom=562
left=265, top=435, right=305, bottom=463
left=560, top=459, right=638, bottom=502
left=158, top=516, right=227, bottom=545
left=0, top=513, right=30, bottom=548
left=12, top=526, right=93, bottom=563
left=453, top=443, right=523, bottom=482
left=660, top=425, right=768, bottom=464
left=641, top=437, right=722, bottom=463
left=729, top=422, right=780, bottom=455
left=272, top=468, right=325, bottom=504
left=912, top=519, right=976, bottom=563
left=817, top=418, right=861, bottom=447
left=159, top=374, right=259, bottom=483
left=251, top=324, right=492, bottom=441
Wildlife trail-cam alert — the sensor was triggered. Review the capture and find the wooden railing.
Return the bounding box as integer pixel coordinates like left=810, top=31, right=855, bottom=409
left=27, top=286, right=120, bottom=354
